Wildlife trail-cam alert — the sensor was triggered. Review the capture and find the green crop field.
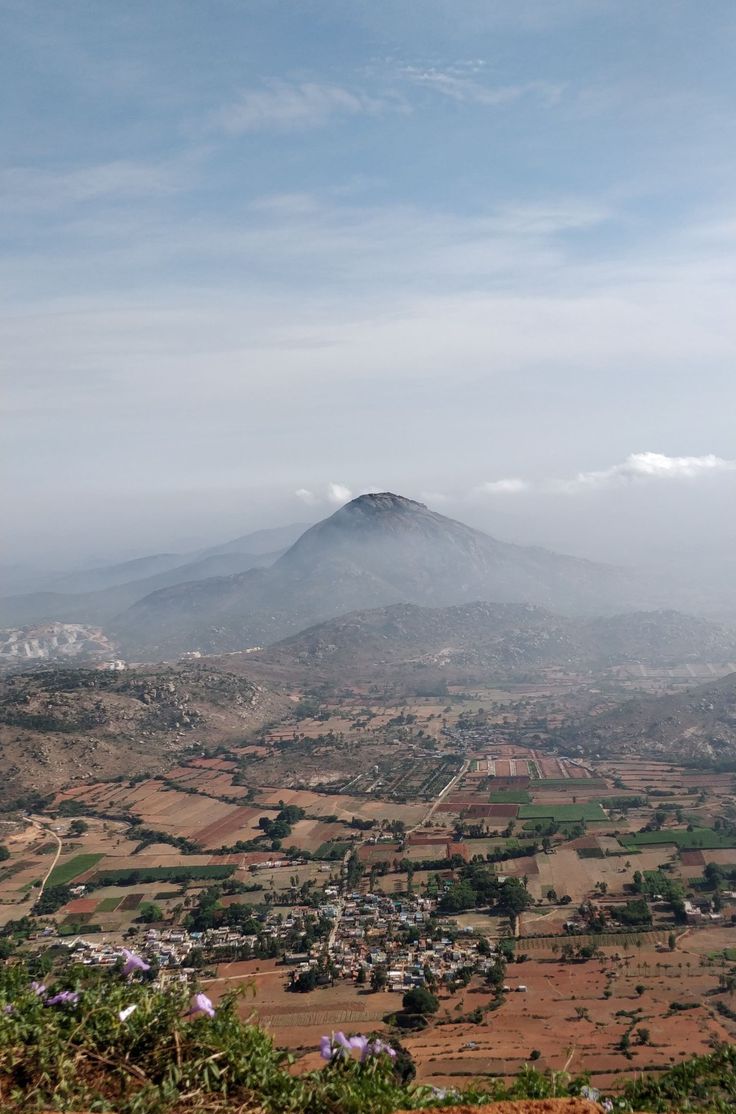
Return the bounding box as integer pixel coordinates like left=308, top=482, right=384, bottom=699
left=47, top=854, right=103, bottom=886
left=519, top=803, right=607, bottom=822
left=95, top=897, right=122, bottom=912
left=622, top=828, right=736, bottom=850
left=91, top=865, right=234, bottom=884
left=489, top=790, right=531, bottom=803
left=314, top=841, right=350, bottom=860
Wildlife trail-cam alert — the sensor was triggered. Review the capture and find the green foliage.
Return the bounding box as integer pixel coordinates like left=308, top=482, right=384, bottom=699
left=401, top=986, right=439, bottom=1016
left=130, top=826, right=200, bottom=855
left=623, top=1042, right=736, bottom=1111
left=93, top=865, right=234, bottom=885
left=519, top=803, right=607, bottom=822
left=137, top=902, right=163, bottom=923
left=623, top=827, right=736, bottom=850
left=2, top=958, right=736, bottom=1112
left=0, top=845, right=11, bottom=862
left=613, top=898, right=653, bottom=927
left=47, top=854, right=103, bottom=887
left=438, top=863, right=532, bottom=917
left=32, top=885, right=74, bottom=916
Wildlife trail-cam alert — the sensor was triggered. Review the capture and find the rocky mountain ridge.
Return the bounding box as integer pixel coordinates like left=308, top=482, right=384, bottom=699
left=260, top=601, right=736, bottom=678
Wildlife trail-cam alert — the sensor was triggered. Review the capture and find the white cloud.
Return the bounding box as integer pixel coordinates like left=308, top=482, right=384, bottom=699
left=478, top=478, right=531, bottom=495
left=215, top=81, right=384, bottom=133
left=295, top=483, right=353, bottom=506
left=327, top=482, right=353, bottom=504
left=475, top=453, right=736, bottom=499
left=556, top=451, right=736, bottom=493
left=402, top=66, right=562, bottom=109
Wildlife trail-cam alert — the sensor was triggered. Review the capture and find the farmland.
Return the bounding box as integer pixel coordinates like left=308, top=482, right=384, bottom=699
left=2, top=662, right=736, bottom=1094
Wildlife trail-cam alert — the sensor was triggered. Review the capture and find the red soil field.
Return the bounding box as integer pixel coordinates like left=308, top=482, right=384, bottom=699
left=62, top=898, right=98, bottom=914
left=192, top=806, right=262, bottom=848
left=680, top=850, right=706, bottom=866
left=188, top=757, right=237, bottom=770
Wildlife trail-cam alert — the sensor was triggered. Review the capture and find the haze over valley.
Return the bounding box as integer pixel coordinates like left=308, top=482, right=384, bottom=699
left=4, top=3, right=736, bottom=1110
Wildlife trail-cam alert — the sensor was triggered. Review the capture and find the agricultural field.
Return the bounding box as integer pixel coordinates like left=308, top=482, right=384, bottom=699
left=5, top=663, right=736, bottom=1094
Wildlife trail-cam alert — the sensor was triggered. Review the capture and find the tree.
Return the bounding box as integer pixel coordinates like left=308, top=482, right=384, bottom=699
left=370, top=965, right=388, bottom=992
left=138, top=902, right=163, bottom=924
left=402, top=986, right=439, bottom=1017
left=496, top=877, right=533, bottom=918
left=636, top=1027, right=651, bottom=1045
left=0, top=845, right=10, bottom=862
left=69, top=819, right=88, bottom=837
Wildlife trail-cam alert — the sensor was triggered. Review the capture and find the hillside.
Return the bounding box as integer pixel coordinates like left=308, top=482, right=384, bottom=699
left=570, top=670, right=736, bottom=765
left=0, top=522, right=308, bottom=631
left=111, top=493, right=651, bottom=660
left=0, top=665, right=284, bottom=804
left=259, top=602, right=736, bottom=678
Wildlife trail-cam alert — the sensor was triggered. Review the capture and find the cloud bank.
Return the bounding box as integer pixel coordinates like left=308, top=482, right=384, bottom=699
left=478, top=452, right=736, bottom=497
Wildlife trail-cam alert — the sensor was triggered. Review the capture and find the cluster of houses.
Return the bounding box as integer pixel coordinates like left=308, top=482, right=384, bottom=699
left=307, top=889, right=494, bottom=991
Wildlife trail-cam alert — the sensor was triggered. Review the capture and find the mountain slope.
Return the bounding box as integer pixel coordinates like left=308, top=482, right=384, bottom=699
left=568, top=671, right=736, bottom=764
left=260, top=602, right=736, bottom=677
left=0, top=665, right=284, bottom=803
left=0, top=524, right=308, bottom=629
left=111, top=492, right=652, bottom=660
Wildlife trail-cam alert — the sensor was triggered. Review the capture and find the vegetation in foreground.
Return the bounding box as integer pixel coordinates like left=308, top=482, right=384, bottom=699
left=1, top=961, right=736, bottom=1113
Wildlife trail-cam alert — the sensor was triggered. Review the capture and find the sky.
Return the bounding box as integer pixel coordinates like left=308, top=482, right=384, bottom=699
left=2, top=0, right=736, bottom=569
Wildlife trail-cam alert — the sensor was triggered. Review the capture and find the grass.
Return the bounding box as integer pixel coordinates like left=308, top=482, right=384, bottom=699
left=95, top=897, right=121, bottom=912
left=2, top=961, right=735, bottom=1112
left=518, top=803, right=607, bottom=822
left=47, top=853, right=103, bottom=886
left=1, top=962, right=734, bottom=1109
left=314, top=840, right=351, bottom=860
left=622, top=828, right=736, bottom=850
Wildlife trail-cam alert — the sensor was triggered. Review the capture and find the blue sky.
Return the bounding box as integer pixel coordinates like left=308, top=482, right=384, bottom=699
left=3, top=0, right=736, bottom=564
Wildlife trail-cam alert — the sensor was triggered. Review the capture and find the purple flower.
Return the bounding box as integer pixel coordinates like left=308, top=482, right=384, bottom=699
left=319, top=1034, right=333, bottom=1060
left=369, top=1039, right=396, bottom=1059
left=121, top=949, right=150, bottom=977
left=46, top=991, right=79, bottom=1007
left=186, top=992, right=215, bottom=1019
left=30, top=981, right=47, bottom=997
left=2, top=1004, right=13, bottom=1015
left=349, top=1034, right=370, bottom=1061
left=333, top=1031, right=350, bottom=1050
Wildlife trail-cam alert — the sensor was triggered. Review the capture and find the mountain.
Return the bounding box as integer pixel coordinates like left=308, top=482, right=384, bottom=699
left=0, top=664, right=284, bottom=804
left=111, top=492, right=654, bottom=660
left=0, top=523, right=308, bottom=631
left=259, top=602, right=736, bottom=678
left=567, top=671, right=736, bottom=765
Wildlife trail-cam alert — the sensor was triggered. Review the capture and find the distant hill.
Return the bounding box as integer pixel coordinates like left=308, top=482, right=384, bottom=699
left=0, top=665, right=284, bottom=804
left=0, top=523, right=308, bottom=632
left=111, top=493, right=652, bottom=660
left=260, top=602, right=736, bottom=677
left=568, top=671, right=736, bottom=765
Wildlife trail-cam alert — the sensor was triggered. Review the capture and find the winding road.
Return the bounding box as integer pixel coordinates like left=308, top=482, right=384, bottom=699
left=25, top=815, right=63, bottom=902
